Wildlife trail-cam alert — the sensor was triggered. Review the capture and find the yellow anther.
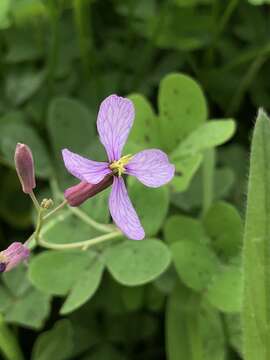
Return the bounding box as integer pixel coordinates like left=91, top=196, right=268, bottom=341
left=109, top=154, right=133, bottom=176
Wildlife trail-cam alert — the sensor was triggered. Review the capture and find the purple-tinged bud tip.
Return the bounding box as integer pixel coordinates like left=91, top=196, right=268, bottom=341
left=64, top=175, right=113, bottom=207
left=0, top=242, right=30, bottom=272
left=14, top=143, right=36, bottom=194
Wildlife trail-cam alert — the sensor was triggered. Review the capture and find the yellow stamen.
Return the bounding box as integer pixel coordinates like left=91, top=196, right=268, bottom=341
left=109, top=154, right=133, bottom=176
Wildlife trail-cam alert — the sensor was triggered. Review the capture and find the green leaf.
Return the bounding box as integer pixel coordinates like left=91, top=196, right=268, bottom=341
left=247, top=0, right=270, bottom=5
left=166, top=284, right=225, bottom=360
left=5, top=68, right=45, bottom=106
left=127, top=93, right=160, bottom=149
left=31, top=320, right=74, bottom=360
left=105, top=239, right=171, bottom=286
left=164, top=215, right=207, bottom=244
left=171, top=153, right=202, bottom=192
left=80, top=188, right=110, bottom=224
left=158, top=73, right=207, bottom=152
left=171, top=120, right=236, bottom=160
left=171, top=240, right=220, bottom=291
left=128, top=179, right=169, bottom=236
left=242, top=109, right=270, bottom=359
left=3, top=264, right=32, bottom=296
left=29, top=250, right=92, bottom=295
left=60, top=253, right=104, bottom=314
left=5, top=288, right=51, bottom=330
left=205, top=265, right=243, bottom=313
left=203, top=201, right=243, bottom=259
left=47, top=97, right=96, bottom=185
left=0, top=120, right=51, bottom=178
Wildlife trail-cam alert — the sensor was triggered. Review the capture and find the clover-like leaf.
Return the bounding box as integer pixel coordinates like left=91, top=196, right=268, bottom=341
left=104, top=239, right=171, bottom=286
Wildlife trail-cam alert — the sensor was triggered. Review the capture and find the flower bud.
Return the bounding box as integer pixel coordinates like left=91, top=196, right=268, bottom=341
left=14, top=143, right=36, bottom=194
left=0, top=242, right=30, bottom=273
left=64, top=175, right=113, bottom=207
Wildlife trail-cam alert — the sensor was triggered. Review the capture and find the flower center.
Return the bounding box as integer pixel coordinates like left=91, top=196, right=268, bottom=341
left=109, top=154, right=133, bottom=176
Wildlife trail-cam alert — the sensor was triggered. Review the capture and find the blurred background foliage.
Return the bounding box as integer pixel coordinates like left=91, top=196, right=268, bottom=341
left=0, top=0, right=268, bottom=359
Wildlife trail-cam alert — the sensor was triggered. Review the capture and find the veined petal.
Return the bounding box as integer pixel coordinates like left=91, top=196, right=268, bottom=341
left=126, top=149, right=175, bottom=188
left=109, top=177, right=145, bottom=240
left=97, top=94, right=135, bottom=162
left=62, top=149, right=111, bottom=184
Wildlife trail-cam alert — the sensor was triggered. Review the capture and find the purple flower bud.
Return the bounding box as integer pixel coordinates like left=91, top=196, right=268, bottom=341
left=0, top=242, right=30, bottom=272
left=64, top=175, right=113, bottom=207
left=14, top=143, right=36, bottom=194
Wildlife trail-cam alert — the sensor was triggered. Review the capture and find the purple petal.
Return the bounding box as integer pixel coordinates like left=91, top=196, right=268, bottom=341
left=2, top=242, right=30, bottom=272
left=109, top=177, right=145, bottom=240
left=125, top=149, right=175, bottom=188
left=62, top=149, right=111, bottom=184
left=97, top=94, right=135, bottom=162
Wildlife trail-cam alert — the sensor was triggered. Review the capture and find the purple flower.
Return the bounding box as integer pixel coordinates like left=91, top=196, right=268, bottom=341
left=62, top=95, right=175, bottom=240
left=14, top=143, right=36, bottom=194
left=0, top=242, right=30, bottom=272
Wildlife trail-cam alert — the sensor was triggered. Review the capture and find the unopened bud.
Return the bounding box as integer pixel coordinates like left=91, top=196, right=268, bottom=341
left=41, top=198, right=54, bottom=209
left=0, top=242, right=30, bottom=273
left=64, top=175, right=113, bottom=207
left=14, top=143, right=36, bottom=194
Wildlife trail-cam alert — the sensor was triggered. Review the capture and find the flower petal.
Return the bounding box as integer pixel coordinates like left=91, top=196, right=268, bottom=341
left=62, top=149, right=110, bottom=184
left=126, top=149, right=175, bottom=188
left=109, top=177, right=145, bottom=240
left=2, top=242, right=30, bottom=272
left=97, top=94, right=135, bottom=161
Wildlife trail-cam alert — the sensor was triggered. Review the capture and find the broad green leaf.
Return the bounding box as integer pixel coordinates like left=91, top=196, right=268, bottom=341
left=166, top=284, right=225, bottom=360
left=247, top=0, right=270, bottom=4
left=47, top=97, right=96, bottom=185
left=31, top=320, right=74, bottom=360
left=60, top=253, right=104, bottom=314
left=3, top=264, right=32, bottom=296
left=0, top=265, right=50, bottom=329
left=242, top=109, right=270, bottom=359
left=29, top=250, right=92, bottom=295
left=171, top=240, right=220, bottom=291
left=0, top=121, right=51, bottom=178
left=203, top=201, right=243, bottom=259
left=164, top=215, right=207, bottom=244
left=105, top=239, right=171, bottom=286
left=128, top=179, right=169, bottom=236
left=170, top=153, right=202, bottom=192
left=171, top=120, right=236, bottom=160
left=127, top=94, right=160, bottom=149
left=5, top=68, right=45, bottom=106
left=5, top=288, right=51, bottom=330
left=205, top=265, right=243, bottom=313
left=158, top=73, right=207, bottom=152
left=151, top=8, right=212, bottom=51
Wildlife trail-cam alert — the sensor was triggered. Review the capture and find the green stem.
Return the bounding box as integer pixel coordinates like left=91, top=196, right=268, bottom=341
left=29, top=191, right=40, bottom=212
left=34, top=208, right=45, bottom=245
left=0, top=315, right=24, bottom=360
left=43, top=200, right=68, bottom=221
left=38, top=230, right=122, bottom=250
left=69, top=207, right=113, bottom=233
left=216, top=0, right=239, bottom=39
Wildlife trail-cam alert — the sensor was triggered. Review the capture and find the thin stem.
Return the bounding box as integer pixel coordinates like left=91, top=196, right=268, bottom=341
left=69, top=207, right=113, bottom=233
left=38, top=231, right=122, bottom=250
left=29, top=191, right=40, bottom=211
left=43, top=200, right=68, bottom=221
left=216, top=0, right=239, bottom=38
left=34, top=208, right=44, bottom=245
